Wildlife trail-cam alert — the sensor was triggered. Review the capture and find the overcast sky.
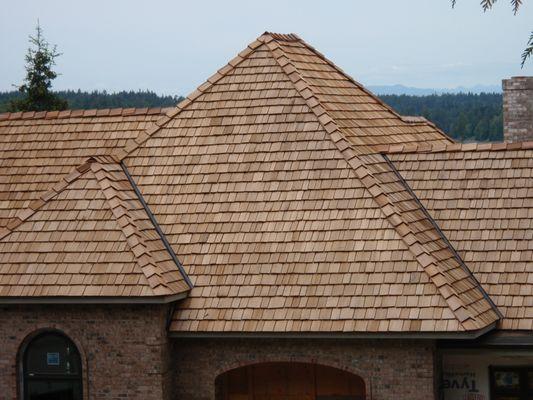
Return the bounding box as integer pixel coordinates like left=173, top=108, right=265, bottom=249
left=1, top=0, right=531, bottom=95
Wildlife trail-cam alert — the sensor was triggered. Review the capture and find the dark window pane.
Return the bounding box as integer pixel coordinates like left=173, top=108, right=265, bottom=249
left=27, top=379, right=81, bottom=400
left=25, top=334, right=80, bottom=376
left=24, top=332, right=82, bottom=400
left=494, top=371, right=521, bottom=390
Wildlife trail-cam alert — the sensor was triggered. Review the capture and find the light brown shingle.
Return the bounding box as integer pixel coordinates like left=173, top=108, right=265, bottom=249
left=0, top=107, right=171, bottom=227
left=0, top=157, right=190, bottom=299
left=389, top=144, right=533, bottom=330
left=122, top=33, right=498, bottom=333
left=0, top=32, right=525, bottom=334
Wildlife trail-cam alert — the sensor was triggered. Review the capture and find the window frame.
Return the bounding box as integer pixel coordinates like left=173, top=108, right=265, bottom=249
left=489, top=365, right=533, bottom=400
left=21, top=330, right=83, bottom=400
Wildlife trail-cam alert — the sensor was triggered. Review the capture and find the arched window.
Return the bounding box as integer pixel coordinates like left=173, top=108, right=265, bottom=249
left=22, top=331, right=82, bottom=400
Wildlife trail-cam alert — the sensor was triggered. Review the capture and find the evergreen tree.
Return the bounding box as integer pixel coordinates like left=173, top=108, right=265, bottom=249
left=0, top=89, right=183, bottom=113
left=380, top=93, right=503, bottom=142
left=9, top=22, right=67, bottom=112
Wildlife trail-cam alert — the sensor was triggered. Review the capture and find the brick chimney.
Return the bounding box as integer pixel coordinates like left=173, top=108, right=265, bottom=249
left=503, top=76, right=533, bottom=142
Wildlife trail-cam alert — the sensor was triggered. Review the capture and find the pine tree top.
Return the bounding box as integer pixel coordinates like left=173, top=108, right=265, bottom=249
left=9, top=23, right=68, bottom=112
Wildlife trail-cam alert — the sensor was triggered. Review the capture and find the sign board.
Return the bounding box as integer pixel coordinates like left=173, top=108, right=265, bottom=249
left=441, top=363, right=486, bottom=400
left=46, top=352, right=60, bottom=366
left=442, top=350, right=533, bottom=400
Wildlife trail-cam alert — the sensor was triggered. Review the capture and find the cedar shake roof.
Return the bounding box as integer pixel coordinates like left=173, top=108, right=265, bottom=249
left=388, top=144, right=533, bottom=330
left=0, top=32, right=528, bottom=334
left=114, top=33, right=452, bottom=161
left=0, top=107, right=171, bottom=227
left=0, top=157, right=190, bottom=300
left=121, top=33, right=499, bottom=333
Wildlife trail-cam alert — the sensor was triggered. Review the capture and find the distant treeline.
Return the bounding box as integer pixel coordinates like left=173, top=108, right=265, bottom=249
left=0, top=90, right=502, bottom=142
left=0, top=90, right=183, bottom=113
left=379, top=93, right=503, bottom=142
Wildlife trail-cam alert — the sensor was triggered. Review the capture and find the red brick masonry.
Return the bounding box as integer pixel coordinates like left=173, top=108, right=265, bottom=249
left=0, top=304, right=174, bottom=400
left=1, top=305, right=437, bottom=399
left=174, top=338, right=437, bottom=400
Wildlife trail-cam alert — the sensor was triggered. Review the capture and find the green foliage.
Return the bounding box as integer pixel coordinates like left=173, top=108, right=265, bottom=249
left=1, top=89, right=501, bottom=143
left=9, top=23, right=68, bottom=112
left=0, top=90, right=183, bottom=113
left=56, top=89, right=182, bottom=109
left=522, top=32, right=533, bottom=68
left=512, top=0, right=524, bottom=14
left=379, top=93, right=503, bottom=142
left=481, top=0, right=496, bottom=12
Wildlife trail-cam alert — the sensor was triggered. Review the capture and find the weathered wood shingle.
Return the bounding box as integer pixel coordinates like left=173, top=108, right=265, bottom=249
left=121, top=33, right=499, bottom=333
left=0, top=157, right=190, bottom=299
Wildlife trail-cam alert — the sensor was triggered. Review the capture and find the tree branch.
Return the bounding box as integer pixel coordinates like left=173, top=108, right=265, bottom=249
left=521, top=31, right=533, bottom=68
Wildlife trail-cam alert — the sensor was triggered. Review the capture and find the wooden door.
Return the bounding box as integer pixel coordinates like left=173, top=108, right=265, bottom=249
left=217, top=362, right=365, bottom=400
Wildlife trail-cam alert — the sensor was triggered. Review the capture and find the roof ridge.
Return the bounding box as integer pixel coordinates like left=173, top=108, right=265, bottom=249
left=90, top=161, right=176, bottom=296
left=114, top=34, right=271, bottom=161
left=263, top=35, right=378, bottom=155
left=263, top=32, right=300, bottom=41
left=265, top=36, right=500, bottom=331
left=275, top=34, right=455, bottom=144
left=0, top=155, right=189, bottom=298
left=377, top=140, right=533, bottom=154
left=382, top=154, right=503, bottom=318
left=0, top=159, right=94, bottom=241
left=0, top=107, right=173, bottom=121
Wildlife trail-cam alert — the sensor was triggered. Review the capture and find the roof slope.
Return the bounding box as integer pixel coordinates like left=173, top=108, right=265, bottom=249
left=122, top=33, right=498, bottom=333
left=0, top=107, right=170, bottom=227
left=387, top=142, right=533, bottom=330
left=0, top=157, right=190, bottom=300
left=268, top=33, right=453, bottom=148
left=115, top=34, right=452, bottom=161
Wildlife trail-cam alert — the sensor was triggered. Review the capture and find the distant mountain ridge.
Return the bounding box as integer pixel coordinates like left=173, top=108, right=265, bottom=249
left=368, top=84, right=502, bottom=96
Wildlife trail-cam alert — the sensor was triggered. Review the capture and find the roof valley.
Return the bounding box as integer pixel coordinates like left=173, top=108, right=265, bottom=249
left=0, top=156, right=190, bottom=299
left=2, top=31, right=523, bottom=331
left=381, top=154, right=502, bottom=318
left=90, top=159, right=177, bottom=296
left=262, top=34, right=500, bottom=331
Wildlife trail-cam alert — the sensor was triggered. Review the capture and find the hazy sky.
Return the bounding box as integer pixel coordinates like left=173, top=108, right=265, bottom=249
left=1, top=1, right=531, bottom=95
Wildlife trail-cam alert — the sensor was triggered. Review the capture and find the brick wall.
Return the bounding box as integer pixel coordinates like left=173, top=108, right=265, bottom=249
left=503, top=76, right=533, bottom=142
left=1, top=306, right=439, bottom=400
left=173, top=338, right=437, bottom=400
left=0, top=304, right=174, bottom=400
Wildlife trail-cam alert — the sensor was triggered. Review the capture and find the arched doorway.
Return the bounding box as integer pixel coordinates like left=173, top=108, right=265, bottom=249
left=216, top=362, right=366, bottom=400
left=21, top=331, right=83, bottom=400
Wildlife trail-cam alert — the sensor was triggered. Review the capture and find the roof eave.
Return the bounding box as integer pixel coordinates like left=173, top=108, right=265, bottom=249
left=0, top=291, right=188, bottom=305
left=168, top=321, right=498, bottom=340
left=439, top=329, right=533, bottom=348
